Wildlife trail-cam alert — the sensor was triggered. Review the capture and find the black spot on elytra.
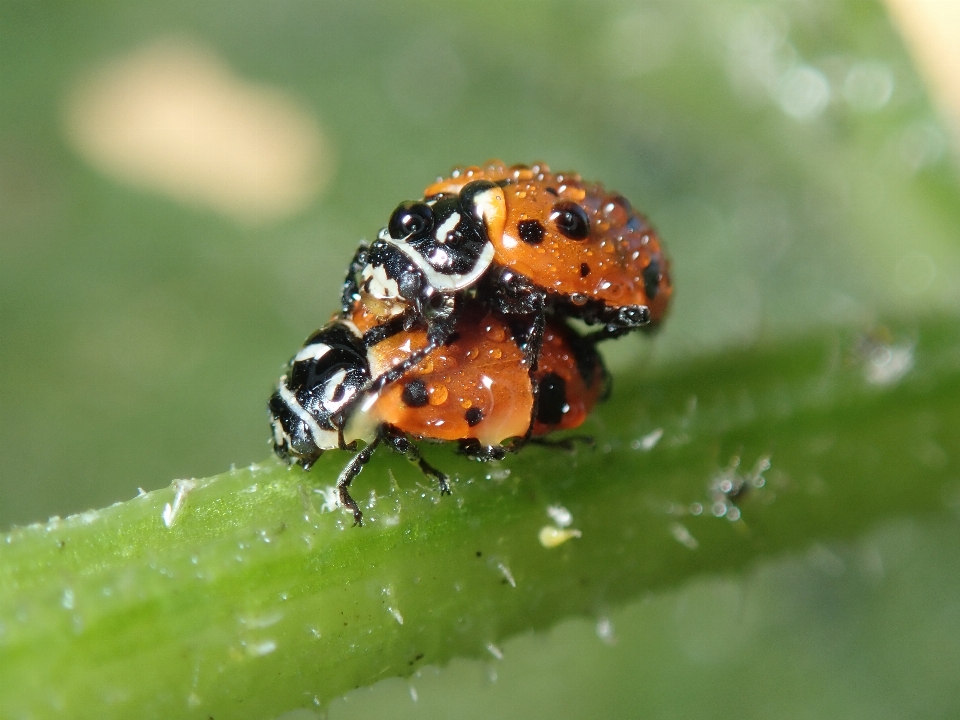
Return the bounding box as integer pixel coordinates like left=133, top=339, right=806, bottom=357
left=545, top=187, right=559, bottom=196
left=551, top=201, right=590, bottom=240
left=580, top=263, right=591, bottom=277
left=444, top=331, right=461, bottom=346
left=536, top=373, right=567, bottom=425
left=642, top=256, right=661, bottom=300
left=465, top=407, right=484, bottom=426
left=517, top=219, right=545, bottom=245
left=401, top=379, right=429, bottom=408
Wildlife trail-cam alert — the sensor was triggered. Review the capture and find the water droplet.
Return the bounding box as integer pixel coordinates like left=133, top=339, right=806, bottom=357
left=570, top=293, right=588, bottom=306
left=596, top=617, right=617, bottom=645
left=428, top=383, right=448, bottom=405
left=546, top=505, right=573, bottom=528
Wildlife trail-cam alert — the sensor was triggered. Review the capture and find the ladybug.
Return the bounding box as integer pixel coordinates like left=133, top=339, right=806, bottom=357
left=268, top=302, right=608, bottom=524
left=341, top=161, right=671, bottom=389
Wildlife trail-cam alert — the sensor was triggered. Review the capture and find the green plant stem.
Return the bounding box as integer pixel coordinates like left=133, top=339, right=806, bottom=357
left=2, top=316, right=959, bottom=719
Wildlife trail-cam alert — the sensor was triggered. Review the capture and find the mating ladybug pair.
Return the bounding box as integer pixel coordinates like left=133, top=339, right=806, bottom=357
left=268, top=162, right=672, bottom=524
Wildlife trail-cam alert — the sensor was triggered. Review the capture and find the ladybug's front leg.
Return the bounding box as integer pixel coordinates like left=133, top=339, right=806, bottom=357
left=485, top=267, right=547, bottom=371
left=339, top=241, right=370, bottom=315
left=382, top=429, right=451, bottom=496
left=361, top=294, right=460, bottom=395
left=336, top=435, right=382, bottom=526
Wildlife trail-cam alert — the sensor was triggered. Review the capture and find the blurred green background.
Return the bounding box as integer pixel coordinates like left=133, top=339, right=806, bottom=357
left=3, top=0, right=960, bottom=717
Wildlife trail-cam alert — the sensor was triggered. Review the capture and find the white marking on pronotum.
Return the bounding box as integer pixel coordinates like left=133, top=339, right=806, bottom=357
left=497, top=562, right=517, bottom=588
left=470, top=185, right=504, bottom=225
left=271, top=417, right=287, bottom=448
left=162, top=479, right=197, bottom=528
left=362, top=263, right=401, bottom=300
left=378, top=228, right=496, bottom=291
left=434, top=211, right=460, bottom=242
left=321, top=368, right=357, bottom=413
left=339, top=318, right=364, bottom=338
left=277, top=378, right=338, bottom=450
left=293, top=343, right=331, bottom=363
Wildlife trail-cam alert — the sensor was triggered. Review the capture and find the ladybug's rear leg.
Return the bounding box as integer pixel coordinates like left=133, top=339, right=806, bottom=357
left=584, top=305, right=651, bottom=344
left=336, top=435, right=382, bottom=526
left=383, top=429, right=451, bottom=496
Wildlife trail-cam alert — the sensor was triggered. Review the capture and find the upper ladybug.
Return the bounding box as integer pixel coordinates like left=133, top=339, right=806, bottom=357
left=424, top=161, right=671, bottom=331
left=341, top=161, right=671, bottom=386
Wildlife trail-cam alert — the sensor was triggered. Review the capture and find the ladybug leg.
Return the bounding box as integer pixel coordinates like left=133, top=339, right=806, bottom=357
left=457, top=439, right=508, bottom=462
left=336, top=435, right=382, bottom=526
left=585, top=305, right=651, bottom=343
left=360, top=296, right=460, bottom=397
left=360, top=314, right=407, bottom=347
left=366, top=339, right=439, bottom=394
left=487, top=268, right=547, bottom=370
left=340, top=241, right=370, bottom=314
left=332, top=336, right=444, bottom=436
left=383, top=429, right=451, bottom=496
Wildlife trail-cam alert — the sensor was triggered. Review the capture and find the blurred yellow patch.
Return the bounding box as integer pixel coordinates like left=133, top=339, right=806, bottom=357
left=538, top=525, right=582, bottom=548
left=63, top=38, right=331, bottom=223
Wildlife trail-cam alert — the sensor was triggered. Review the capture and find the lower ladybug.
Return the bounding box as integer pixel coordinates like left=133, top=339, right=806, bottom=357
left=269, top=303, right=608, bottom=524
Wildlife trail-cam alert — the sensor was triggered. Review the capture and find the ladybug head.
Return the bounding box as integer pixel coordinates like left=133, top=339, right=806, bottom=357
left=268, top=323, right=371, bottom=466
left=377, top=180, right=505, bottom=293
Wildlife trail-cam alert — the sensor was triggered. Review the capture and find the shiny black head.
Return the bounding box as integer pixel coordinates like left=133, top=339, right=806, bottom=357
left=269, top=323, right=370, bottom=468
